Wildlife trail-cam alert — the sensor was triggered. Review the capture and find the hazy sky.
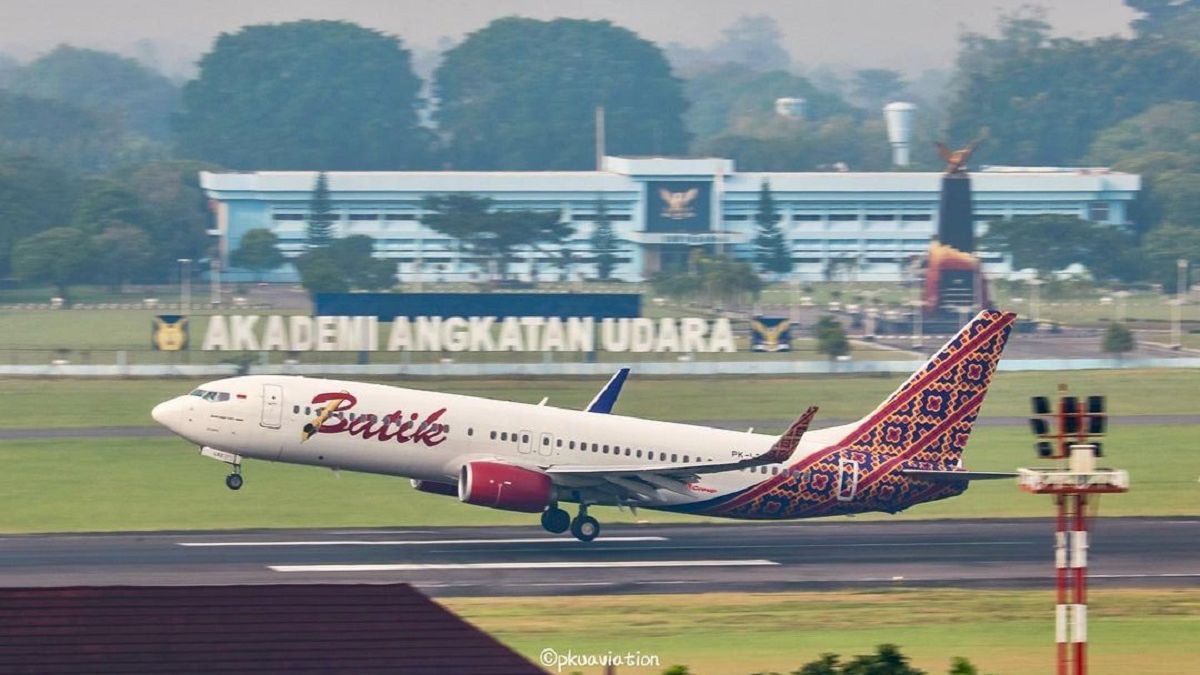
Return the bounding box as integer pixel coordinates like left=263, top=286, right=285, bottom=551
left=0, top=0, right=1138, bottom=77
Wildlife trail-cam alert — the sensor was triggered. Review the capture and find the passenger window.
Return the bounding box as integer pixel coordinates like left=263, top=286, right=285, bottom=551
left=624, top=448, right=630, bottom=456
left=603, top=445, right=609, bottom=453
left=468, top=428, right=474, bottom=436
left=592, top=444, right=598, bottom=452
left=305, top=407, right=312, bottom=415
left=501, top=432, right=508, bottom=441
left=683, top=455, right=689, bottom=463
left=293, top=406, right=299, bottom=414
left=556, top=439, right=563, bottom=448
left=636, top=450, right=642, bottom=458
left=542, top=436, right=549, bottom=446
left=569, top=441, right=575, bottom=449
left=490, top=431, right=496, bottom=440
left=522, top=434, right=529, bottom=443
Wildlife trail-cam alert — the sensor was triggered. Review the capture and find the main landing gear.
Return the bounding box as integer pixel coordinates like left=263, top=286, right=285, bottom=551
left=541, top=503, right=601, bottom=542
left=544, top=502, right=600, bottom=538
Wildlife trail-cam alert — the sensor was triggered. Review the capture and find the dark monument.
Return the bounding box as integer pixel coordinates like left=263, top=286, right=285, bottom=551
left=924, top=137, right=990, bottom=316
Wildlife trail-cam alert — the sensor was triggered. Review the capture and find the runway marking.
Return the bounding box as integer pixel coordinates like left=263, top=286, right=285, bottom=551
left=268, top=559, right=778, bottom=573
left=179, top=536, right=666, bottom=547
left=1090, top=573, right=1200, bottom=579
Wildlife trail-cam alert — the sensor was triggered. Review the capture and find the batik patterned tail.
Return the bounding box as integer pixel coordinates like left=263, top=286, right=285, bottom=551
left=705, top=310, right=1016, bottom=519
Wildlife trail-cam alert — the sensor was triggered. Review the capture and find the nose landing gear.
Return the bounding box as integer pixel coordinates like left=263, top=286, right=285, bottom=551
left=225, top=470, right=243, bottom=491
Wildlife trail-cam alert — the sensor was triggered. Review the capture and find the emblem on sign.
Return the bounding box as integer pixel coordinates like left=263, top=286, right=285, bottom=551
left=750, top=316, right=792, bottom=352
left=659, top=187, right=698, bottom=220
left=152, top=315, right=189, bottom=351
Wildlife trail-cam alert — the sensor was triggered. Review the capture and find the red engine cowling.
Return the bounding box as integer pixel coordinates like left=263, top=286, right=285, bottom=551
left=458, top=461, right=553, bottom=513
left=410, top=479, right=458, bottom=497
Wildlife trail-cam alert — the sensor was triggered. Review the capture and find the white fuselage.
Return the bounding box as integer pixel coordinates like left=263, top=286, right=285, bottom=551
left=152, top=375, right=853, bottom=510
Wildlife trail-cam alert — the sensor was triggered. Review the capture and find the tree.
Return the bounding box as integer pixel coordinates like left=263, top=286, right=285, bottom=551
left=117, top=160, right=216, bottom=277
left=294, top=251, right=349, bottom=296
left=1103, top=322, right=1136, bottom=357
left=435, top=17, right=689, bottom=169
left=814, top=315, right=850, bottom=360
left=176, top=20, right=433, bottom=170
left=981, top=215, right=1143, bottom=280
left=1126, top=0, right=1200, bottom=42
left=326, top=235, right=396, bottom=290
left=72, top=180, right=149, bottom=233
left=753, top=179, right=791, bottom=277
left=421, top=194, right=571, bottom=281
left=6, top=45, right=180, bottom=140
left=294, top=234, right=396, bottom=296
left=0, top=90, right=129, bottom=172
left=852, top=69, right=907, bottom=112
left=91, top=225, right=153, bottom=290
left=589, top=196, right=619, bottom=280
left=684, top=64, right=854, bottom=140
left=11, top=227, right=94, bottom=300
left=231, top=229, right=284, bottom=281
left=0, top=155, right=77, bottom=278
left=1141, top=223, right=1200, bottom=292
left=307, top=172, right=334, bottom=248
left=947, top=7, right=1200, bottom=166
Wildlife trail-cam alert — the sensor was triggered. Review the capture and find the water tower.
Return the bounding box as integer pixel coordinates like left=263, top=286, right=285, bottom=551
left=883, top=101, right=916, bottom=166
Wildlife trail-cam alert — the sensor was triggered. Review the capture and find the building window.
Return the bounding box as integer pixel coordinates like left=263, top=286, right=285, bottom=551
left=793, top=214, right=822, bottom=221
left=1088, top=202, right=1110, bottom=222
left=273, top=213, right=306, bottom=221
left=348, top=213, right=380, bottom=221
left=828, top=214, right=858, bottom=221
left=900, top=213, right=932, bottom=222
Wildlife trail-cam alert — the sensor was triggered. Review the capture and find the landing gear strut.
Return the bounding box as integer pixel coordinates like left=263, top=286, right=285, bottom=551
left=541, top=504, right=570, bottom=534
left=569, top=505, right=600, bottom=542
left=225, top=465, right=243, bottom=491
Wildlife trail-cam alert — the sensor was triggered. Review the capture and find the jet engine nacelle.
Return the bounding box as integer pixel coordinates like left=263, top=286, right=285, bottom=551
left=458, top=461, right=553, bottom=513
left=410, top=479, right=458, bottom=497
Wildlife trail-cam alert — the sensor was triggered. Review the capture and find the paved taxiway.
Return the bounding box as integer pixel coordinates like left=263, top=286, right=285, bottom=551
left=1, top=518, right=1196, bottom=596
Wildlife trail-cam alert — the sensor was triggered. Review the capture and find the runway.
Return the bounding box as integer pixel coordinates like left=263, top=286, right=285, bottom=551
left=1, top=518, right=1197, bottom=596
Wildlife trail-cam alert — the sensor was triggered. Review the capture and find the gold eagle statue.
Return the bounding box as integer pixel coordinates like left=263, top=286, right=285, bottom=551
left=935, top=131, right=987, bottom=175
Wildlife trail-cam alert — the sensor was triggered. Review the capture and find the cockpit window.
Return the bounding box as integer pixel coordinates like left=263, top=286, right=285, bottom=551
left=189, top=390, right=230, bottom=402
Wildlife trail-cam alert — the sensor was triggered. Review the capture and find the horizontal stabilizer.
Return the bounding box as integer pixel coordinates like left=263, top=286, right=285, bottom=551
left=901, top=469, right=1017, bottom=483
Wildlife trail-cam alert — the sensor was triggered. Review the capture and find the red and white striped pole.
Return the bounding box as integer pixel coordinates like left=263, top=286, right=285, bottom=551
left=1071, top=494, right=1089, bottom=675
left=1054, top=495, right=1069, bottom=675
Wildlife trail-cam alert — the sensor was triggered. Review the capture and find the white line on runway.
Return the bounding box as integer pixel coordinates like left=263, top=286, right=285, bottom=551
left=1090, top=573, right=1200, bottom=579
left=179, top=536, right=666, bottom=547
left=268, top=559, right=778, bottom=573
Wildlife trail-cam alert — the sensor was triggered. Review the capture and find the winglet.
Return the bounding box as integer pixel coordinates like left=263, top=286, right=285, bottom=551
left=756, top=406, right=818, bottom=464
left=585, top=368, right=630, bottom=414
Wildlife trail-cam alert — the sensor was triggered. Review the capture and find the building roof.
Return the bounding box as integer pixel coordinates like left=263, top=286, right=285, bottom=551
left=0, top=584, right=542, bottom=674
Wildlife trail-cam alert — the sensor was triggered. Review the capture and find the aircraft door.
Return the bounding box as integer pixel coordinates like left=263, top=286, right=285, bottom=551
left=835, top=456, right=860, bottom=502
left=260, top=384, right=283, bottom=429
left=538, top=432, right=554, bottom=457
left=517, top=430, right=533, bottom=454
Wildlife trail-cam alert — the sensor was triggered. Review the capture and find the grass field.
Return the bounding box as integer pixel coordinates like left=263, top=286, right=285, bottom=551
left=0, top=423, right=1194, bottom=533
left=0, top=368, right=1195, bottom=430
left=442, top=588, right=1200, bottom=675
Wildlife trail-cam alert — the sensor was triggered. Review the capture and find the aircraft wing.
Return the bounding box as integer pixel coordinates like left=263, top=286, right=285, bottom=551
left=540, top=406, right=818, bottom=499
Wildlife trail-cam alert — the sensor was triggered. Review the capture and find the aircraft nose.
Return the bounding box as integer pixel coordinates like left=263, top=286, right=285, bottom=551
left=151, top=397, right=181, bottom=430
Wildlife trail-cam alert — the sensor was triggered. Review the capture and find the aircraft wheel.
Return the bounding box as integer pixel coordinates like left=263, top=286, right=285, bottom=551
left=541, top=506, right=571, bottom=534
left=225, top=473, right=244, bottom=491
left=570, top=515, right=600, bottom=542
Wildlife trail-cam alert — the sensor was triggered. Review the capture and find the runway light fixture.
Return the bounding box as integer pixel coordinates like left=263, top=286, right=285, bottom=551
left=1019, top=385, right=1127, bottom=675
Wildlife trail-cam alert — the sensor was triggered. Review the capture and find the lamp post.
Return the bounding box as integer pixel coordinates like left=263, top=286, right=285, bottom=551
left=1114, top=290, right=1130, bottom=324
left=209, top=258, right=221, bottom=307
left=1171, top=259, right=1187, bottom=348
left=1028, top=278, right=1043, bottom=324
left=177, top=258, right=192, bottom=315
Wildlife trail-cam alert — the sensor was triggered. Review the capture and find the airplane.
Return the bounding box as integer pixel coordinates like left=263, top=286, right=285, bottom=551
left=151, top=310, right=1017, bottom=542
